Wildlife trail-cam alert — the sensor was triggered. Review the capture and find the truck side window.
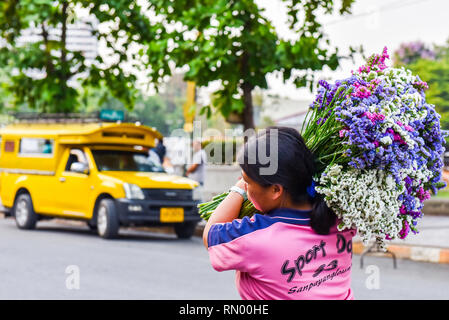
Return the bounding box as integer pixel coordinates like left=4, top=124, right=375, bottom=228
left=19, top=138, right=54, bottom=156
left=65, top=149, right=88, bottom=172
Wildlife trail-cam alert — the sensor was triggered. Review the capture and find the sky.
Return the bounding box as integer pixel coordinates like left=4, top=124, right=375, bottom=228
left=254, top=0, right=449, bottom=101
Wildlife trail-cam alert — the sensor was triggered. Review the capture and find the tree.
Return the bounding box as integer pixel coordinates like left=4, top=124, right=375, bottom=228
left=144, top=0, right=356, bottom=130
left=394, top=39, right=449, bottom=130
left=0, top=0, right=156, bottom=113
left=128, top=94, right=185, bottom=136
left=78, top=79, right=185, bottom=137
left=0, top=67, right=12, bottom=111
left=393, top=41, right=436, bottom=66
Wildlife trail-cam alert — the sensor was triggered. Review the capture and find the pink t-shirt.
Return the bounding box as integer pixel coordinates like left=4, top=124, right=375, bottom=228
left=207, top=208, right=355, bottom=300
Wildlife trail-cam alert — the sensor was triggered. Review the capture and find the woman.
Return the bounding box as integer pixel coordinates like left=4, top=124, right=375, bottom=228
left=202, top=126, right=355, bottom=300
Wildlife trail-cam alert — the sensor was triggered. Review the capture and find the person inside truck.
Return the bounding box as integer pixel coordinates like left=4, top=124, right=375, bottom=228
left=119, top=154, right=136, bottom=171
left=65, top=149, right=88, bottom=172
left=42, top=139, right=53, bottom=154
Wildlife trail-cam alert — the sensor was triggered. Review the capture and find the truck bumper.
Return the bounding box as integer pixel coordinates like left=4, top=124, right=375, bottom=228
left=114, top=198, right=202, bottom=226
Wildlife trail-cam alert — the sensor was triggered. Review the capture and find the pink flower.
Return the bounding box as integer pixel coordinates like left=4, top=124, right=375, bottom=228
left=358, top=65, right=371, bottom=73
left=363, top=112, right=385, bottom=124
left=353, top=86, right=372, bottom=98
left=387, top=128, right=407, bottom=145
left=417, top=187, right=431, bottom=202
left=393, top=133, right=406, bottom=145
left=399, top=220, right=410, bottom=239
left=413, top=81, right=429, bottom=91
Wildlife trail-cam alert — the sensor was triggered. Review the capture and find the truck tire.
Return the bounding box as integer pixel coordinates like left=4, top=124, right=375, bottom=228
left=96, top=199, right=120, bottom=239
left=174, top=221, right=198, bottom=239
left=13, top=193, right=38, bottom=230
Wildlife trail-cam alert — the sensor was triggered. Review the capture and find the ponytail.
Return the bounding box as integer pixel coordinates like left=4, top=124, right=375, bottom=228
left=309, top=195, right=337, bottom=235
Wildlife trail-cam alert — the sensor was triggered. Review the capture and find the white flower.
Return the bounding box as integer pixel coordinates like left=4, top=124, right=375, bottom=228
left=317, top=165, right=404, bottom=248
left=380, top=136, right=393, bottom=145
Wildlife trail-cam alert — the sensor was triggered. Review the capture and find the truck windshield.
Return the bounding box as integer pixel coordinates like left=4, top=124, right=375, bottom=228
left=91, top=150, right=165, bottom=173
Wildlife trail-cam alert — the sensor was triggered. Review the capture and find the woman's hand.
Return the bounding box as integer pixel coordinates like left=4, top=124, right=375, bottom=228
left=234, top=176, right=247, bottom=190
left=202, top=176, right=246, bottom=249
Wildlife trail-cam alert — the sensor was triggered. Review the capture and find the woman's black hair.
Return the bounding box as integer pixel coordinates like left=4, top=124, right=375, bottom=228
left=237, top=126, right=336, bottom=235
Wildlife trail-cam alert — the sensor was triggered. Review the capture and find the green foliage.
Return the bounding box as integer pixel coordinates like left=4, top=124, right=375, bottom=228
left=77, top=84, right=185, bottom=137
left=145, top=0, right=355, bottom=129
left=394, top=39, right=449, bottom=130
left=0, top=0, right=356, bottom=124
left=129, top=95, right=185, bottom=136
left=0, top=0, right=156, bottom=113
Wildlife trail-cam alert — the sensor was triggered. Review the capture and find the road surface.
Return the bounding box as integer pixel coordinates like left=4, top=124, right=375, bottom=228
left=0, top=217, right=448, bottom=300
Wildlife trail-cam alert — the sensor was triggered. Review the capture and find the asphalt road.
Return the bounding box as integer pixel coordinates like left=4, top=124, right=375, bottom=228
left=0, top=217, right=448, bottom=300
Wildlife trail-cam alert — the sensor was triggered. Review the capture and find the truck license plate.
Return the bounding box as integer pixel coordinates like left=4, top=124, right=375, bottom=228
left=160, top=207, right=184, bottom=222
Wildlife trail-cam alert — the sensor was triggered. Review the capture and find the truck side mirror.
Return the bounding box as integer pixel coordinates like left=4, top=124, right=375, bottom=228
left=70, top=162, right=89, bottom=175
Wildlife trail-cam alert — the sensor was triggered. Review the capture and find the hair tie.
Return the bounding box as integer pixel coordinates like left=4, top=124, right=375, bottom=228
left=306, top=180, right=317, bottom=198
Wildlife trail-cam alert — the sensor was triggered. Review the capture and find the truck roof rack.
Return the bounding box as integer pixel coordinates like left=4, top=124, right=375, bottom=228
left=8, top=111, right=139, bottom=124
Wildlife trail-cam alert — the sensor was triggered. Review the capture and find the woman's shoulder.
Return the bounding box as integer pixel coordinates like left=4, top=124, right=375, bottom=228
left=208, top=214, right=268, bottom=247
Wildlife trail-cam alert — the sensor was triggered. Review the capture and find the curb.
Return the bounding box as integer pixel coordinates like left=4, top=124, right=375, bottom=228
left=352, top=241, right=449, bottom=265
left=422, top=198, right=449, bottom=216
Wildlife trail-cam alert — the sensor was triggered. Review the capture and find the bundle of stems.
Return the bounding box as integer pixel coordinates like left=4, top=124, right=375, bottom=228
left=300, top=86, right=357, bottom=173
left=198, top=192, right=260, bottom=221
left=198, top=86, right=354, bottom=221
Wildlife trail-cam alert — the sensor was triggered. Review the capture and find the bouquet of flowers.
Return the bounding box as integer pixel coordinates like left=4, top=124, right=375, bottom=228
left=198, top=48, right=447, bottom=249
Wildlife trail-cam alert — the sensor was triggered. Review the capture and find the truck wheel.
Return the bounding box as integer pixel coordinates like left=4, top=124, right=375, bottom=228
left=13, top=193, right=38, bottom=230
left=96, top=199, right=120, bottom=239
left=174, top=221, right=198, bottom=239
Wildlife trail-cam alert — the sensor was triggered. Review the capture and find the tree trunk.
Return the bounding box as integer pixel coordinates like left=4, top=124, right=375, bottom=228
left=60, top=1, right=69, bottom=112
left=240, top=50, right=255, bottom=132
left=41, top=22, right=54, bottom=113
left=242, top=81, right=255, bottom=132
left=60, top=1, right=68, bottom=78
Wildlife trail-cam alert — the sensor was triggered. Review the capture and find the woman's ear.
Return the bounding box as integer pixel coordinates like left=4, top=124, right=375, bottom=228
left=270, top=184, right=284, bottom=201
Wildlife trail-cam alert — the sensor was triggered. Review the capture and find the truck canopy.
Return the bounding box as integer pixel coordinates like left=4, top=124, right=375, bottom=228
left=0, top=122, right=163, bottom=174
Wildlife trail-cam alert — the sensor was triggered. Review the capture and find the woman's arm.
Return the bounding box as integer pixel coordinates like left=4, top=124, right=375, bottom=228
left=202, top=177, right=247, bottom=248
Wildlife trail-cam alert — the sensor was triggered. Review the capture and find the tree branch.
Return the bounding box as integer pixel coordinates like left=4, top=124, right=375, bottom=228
left=60, top=1, right=68, bottom=82
left=41, top=22, right=54, bottom=76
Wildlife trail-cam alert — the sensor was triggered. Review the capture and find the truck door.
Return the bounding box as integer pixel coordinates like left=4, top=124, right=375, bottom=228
left=57, top=147, right=94, bottom=218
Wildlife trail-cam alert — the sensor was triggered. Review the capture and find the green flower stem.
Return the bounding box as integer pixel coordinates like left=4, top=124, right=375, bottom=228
left=198, top=192, right=260, bottom=221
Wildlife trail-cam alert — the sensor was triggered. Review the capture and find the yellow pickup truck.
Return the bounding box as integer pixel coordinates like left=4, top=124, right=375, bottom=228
left=0, top=120, right=201, bottom=239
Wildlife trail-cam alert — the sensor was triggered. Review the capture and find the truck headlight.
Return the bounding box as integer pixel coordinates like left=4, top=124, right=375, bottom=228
left=193, top=187, right=203, bottom=201
left=123, top=183, right=145, bottom=200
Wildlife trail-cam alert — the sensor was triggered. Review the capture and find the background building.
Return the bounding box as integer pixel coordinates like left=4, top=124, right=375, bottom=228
left=258, top=96, right=310, bottom=129
left=15, top=17, right=98, bottom=82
